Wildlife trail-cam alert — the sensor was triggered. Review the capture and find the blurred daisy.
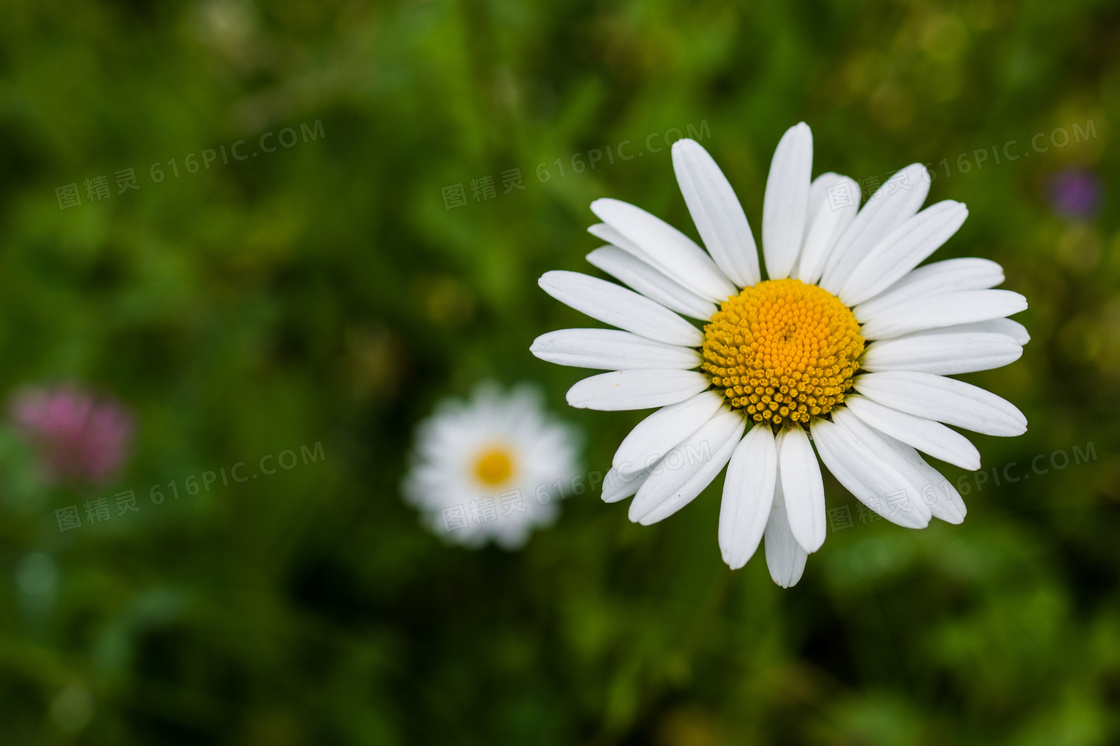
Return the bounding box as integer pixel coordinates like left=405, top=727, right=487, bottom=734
left=9, top=384, right=134, bottom=485
left=531, top=123, right=1028, bottom=586
left=403, top=383, right=581, bottom=549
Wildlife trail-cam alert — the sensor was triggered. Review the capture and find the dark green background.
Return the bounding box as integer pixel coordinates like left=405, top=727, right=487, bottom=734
left=1, top=0, right=1117, bottom=743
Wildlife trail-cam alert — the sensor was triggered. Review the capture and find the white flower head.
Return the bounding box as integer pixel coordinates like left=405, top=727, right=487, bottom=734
left=403, top=382, right=582, bottom=550
left=532, top=123, right=1029, bottom=586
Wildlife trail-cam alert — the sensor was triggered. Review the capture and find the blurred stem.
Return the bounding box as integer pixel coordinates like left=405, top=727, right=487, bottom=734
left=592, top=567, right=734, bottom=746
left=457, top=0, right=512, bottom=168
left=681, top=567, right=736, bottom=651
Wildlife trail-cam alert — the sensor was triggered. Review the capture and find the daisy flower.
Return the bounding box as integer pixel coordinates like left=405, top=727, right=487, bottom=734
left=403, top=382, right=582, bottom=549
left=531, top=123, right=1028, bottom=586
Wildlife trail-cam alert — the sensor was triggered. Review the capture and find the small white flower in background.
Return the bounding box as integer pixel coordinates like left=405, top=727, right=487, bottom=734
left=403, top=383, right=581, bottom=549
left=531, top=123, right=1029, bottom=586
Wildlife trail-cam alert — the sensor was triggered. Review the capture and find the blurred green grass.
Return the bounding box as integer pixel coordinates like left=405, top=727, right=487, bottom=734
left=0, top=0, right=1118, bottom=744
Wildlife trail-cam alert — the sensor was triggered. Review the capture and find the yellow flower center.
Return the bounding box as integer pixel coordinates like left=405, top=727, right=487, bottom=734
left=701, top=278, right=864, bottom=428
left=474, top=447, right=514, bottom=486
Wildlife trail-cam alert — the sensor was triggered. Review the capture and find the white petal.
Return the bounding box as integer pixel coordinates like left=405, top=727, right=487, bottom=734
left=589, top=221, right=714, bottom=303
left=628, top=409, right=745, bottom=525
left=776, top=425, right=826, bottom=553
left=586, top=221, right=707, bottom=311
left=718, top=425, right=777, bottom=570
left=672, top=138, right=760, bottom=287
left=566, top=369, right=711, bottom=411
left=809, top=416, right=931, bottom=529
left=877, top=434, right=967, bottom=524
left=806, top=171, right=840, bottom=221
left=826, top=414, right=957, bottom=526
left=613, top=391, right=726, bottom=475
left=531, top=329, right=702, bottom=371
left=590, top=199, right=738, bottom=301
left=539, top=270, right=704, bottom=347
left=840, top=201, right=969, bottom=306
left=854, top=258, right=1004, bottom=319
left=857, top=289, right=1028, bottom=340
left=762, top=123, right=812, bottom=280
left=586, top=246, right=717, bottom=320
left=854, top=371, right=1027, bottom=436
left=832, top=410, right=935, bottom=522
left=764, top=487, right=808, bottom=588
left=862, top=332, right=1023, bottom=375
left=796, top=173, right=859, bottom=285
left=819, top=163, right=930, bottom=293
left=969, top=318, right=1030, bottom=345
left=588, top=221, right=644, bottom=255
left=602, top=466, right=650, bottom=503
left=844, top=395, right=981, bottom=470
left=908, top=317, right=1031, bottom=346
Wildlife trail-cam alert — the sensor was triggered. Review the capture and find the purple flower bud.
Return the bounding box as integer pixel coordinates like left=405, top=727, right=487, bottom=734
left=1048, top=167, right=1101, bottom=219
left=9, top=385, right=134, bottom=485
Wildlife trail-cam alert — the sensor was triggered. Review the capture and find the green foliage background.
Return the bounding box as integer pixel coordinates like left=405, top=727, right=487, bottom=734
left=1, top=0, right=1118, bottom=743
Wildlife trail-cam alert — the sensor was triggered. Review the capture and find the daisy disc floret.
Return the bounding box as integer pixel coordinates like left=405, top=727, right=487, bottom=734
left=403, top=383, right=581, bottom=550
left=702, top=278, right=864, bottom=427
left=531, top=123, right=1029, bottom=586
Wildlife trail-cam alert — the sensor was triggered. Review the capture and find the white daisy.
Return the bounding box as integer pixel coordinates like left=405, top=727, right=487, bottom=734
left=531, top=123, right=1029, bottom=586
left=403, top=382, right=582, bottom=549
